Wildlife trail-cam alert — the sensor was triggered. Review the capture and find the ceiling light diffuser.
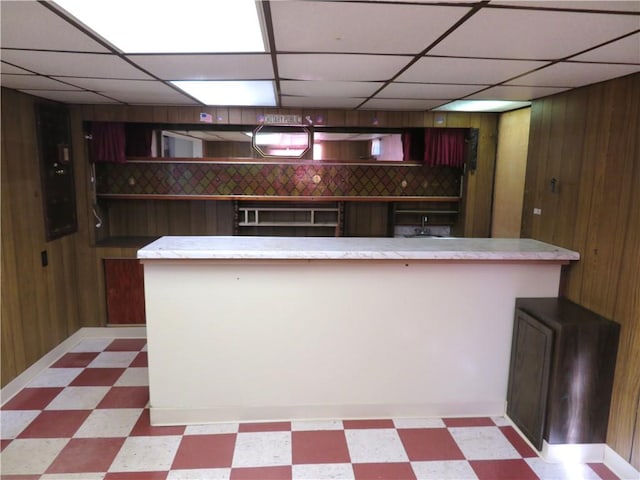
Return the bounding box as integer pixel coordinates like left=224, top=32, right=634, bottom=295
left=52, top=0, right=266, bottom=53
left=434, top=100, right=531, bottom=112
left=171, top=80, right=276, bottom=106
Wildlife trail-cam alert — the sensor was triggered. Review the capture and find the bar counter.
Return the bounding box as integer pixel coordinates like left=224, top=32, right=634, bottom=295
left=138, top=236, right=578, bottom=426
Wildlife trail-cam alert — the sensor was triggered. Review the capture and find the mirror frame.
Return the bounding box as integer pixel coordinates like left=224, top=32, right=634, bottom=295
left=251, top=124, right=312, bottom=159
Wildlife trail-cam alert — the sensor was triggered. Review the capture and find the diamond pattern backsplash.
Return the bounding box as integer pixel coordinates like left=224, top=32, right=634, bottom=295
left=96, top=161, right=461, bottom=198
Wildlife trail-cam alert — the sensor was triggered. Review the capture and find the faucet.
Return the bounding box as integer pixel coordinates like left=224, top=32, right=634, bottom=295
left=414, top=215, right=430, bottom=235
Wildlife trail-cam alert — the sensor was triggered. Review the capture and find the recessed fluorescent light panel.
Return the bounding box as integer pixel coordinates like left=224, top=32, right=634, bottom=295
left=434, top=100, right=531, bottom=112
left=52, top=0, right=266, bottom=53
left=171, top=80, right=276, bottom=106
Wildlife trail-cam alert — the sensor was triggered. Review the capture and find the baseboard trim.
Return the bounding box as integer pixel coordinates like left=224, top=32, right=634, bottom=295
left=604, top=445, right=640, bottom=480
left=541, top=441, right=605, bottom=463
left=541, top=443, right=639, bottom=479
left=1, top=326, right=146, bottom=406
left=505, top=415, right=638, bottom=477
left=150, top=401, right=506, bottom=427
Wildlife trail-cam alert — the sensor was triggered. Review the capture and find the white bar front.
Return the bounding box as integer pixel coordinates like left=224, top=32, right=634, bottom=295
left=143, top=258, right=563, bottom=426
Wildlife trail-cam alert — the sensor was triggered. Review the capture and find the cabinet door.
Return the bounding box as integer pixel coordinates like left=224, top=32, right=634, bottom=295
left=104, top=259, right=146, bottom=324
left=506, top=310, right=554, bottom=450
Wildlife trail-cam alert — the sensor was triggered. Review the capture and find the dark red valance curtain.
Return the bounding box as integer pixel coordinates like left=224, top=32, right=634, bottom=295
left=125, top=124, right=153, bottom=157
left=423, top=128, right=466, bottom=168
left=91, top=122, right=126, bottom=163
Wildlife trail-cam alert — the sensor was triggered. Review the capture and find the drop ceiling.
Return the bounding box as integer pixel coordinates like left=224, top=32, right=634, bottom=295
left=1, top=0, right=638, bottom=111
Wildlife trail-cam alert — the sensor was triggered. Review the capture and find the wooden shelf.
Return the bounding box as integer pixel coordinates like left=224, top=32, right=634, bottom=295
left=395, top=209, right=459, bottom=215
left=95, top=236, right=159, bottom=249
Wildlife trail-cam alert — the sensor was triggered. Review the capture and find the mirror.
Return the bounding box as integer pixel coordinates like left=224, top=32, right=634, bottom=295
left=107, top=122, right=440, bottom=163
left=252, top=125, right=311, bottom=158
left=313, top=130, right=403, bottom=161
left=161, top=130, right=204, bottom=157
left=155, top=126, right=406, bottom=162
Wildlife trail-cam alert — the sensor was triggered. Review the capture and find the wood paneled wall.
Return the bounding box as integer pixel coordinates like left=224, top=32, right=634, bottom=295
left=522, top=73, right=640, bottom=468
left=492, top=108, right=530, bottom=238
left=1, top=88, right=82, bottom=386
left=344, top=202, right=390, bottom=237
left=105, top=200, right=234, bottom=237
left=445, top=112, right=499, bottom=237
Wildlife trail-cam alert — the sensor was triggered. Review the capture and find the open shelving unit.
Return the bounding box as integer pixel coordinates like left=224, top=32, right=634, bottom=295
left=392, top=200, right=460, bottom=228
left=234, top=201, right=344, bottom=236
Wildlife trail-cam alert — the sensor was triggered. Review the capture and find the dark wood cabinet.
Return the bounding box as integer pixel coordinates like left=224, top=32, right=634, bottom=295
left=507, top=297, right=620, bottom=450
left=104, top=259, right=146, bottom=325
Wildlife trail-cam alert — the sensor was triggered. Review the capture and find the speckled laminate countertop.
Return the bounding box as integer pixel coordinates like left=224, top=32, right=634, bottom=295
left=138, top=236, right=579, bottom=262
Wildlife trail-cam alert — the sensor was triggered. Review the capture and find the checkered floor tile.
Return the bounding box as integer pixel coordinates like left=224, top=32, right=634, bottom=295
left=0, top=337, right=622, bottom=480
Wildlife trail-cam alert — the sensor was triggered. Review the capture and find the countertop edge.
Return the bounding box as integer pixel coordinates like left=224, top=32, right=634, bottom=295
left=137, top=237, right=580, bottom=262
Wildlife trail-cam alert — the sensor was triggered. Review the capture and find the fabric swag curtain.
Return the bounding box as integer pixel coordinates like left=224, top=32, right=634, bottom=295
left=402, top=128, right=467, bottom=168
left=423, top=128, right=466, bottom=168
left=91, top=122, right=153, bottom=162
left=91, top=122, right=126, bottom=163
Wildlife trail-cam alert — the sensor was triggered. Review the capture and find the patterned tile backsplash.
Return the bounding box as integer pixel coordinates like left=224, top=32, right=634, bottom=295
left=96, top=161, right=462, bottom=199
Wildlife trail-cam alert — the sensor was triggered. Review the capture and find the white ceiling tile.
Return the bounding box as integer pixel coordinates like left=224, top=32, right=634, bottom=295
left=466, top=84, right=570, bottom=100
left=281, top=96, right=364, bottom=109
left=0, top=1, right=109, bottom=52
left=0, top=50, right=152, bottom=79
left=1, top=74, right=81, bottom=90
left=107, top=94, right=198, bottom=105
left=281, top=80, right=383, bottom=97
left=278, top=54, right=411, bottom=81
left=378, top=83, right=488, bottom=99
left=360, top=98, right=447, bottom=110
left=430, top=8, right=640, bottom=59
left=129, top=54, right=274, bottom=80
left=397, top=57, right=547, bottom=84
left=18, top=90, right=118, bottom=103
left=271, top=1, right=471, bottom=54
left=571, top=33, right=640, bottom=63
left=490, top=1, right=640, bottom=12
left=53, top=77, right=162, bottom=91
left=47, top=77, right=198, bottom=104
left=507, top=62, right=640, bottom=87
left=96, top=82, right=198, bottom=105
left=1, top=63, right=32, bottom=74
left=0, top=0, right=637, bottom=107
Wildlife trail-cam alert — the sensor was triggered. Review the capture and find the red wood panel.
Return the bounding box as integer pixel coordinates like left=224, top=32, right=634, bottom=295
left=104, top=259, right=145, bottom=324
